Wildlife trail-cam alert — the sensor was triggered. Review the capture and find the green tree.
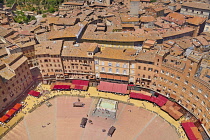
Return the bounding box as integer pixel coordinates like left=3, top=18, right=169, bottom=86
left=42, top=14, right=47, bottom=18
left=48, top=6, right=55, bottom=13
left=14, top=10, right=36, bottom=24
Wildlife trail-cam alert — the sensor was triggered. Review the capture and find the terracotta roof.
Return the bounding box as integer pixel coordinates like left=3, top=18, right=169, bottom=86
left=0, top=53, right=28, bottom=79
left=175, top=38, right=192, bottom=49
left=17, top=40, right=37, bottom=48
left=0, top=47, right=7, bottom=57
left=186, top=16, right=206, bottom=26
left=161, top=27, right=194, bottom=38
left=47, top=25, right=80, bottom=40
left=136, top=49, right=158, bottom=62
left=0, top=67, right=15, bottom=80
left=47, top=17, right=78, bottom=26
left=182, top=2, right=210, bottom=10
left=195, top=36, right=208, bottom=46
left=121, top=16, right=140, bottom=22
left=35, top=40, right=63, bottom=55
left=34, top=28, right=46, bottom=34
left=121, top=24, right=135, bottom=28
left=82, top=25, right=162, bottom=42
left=164, top=9, right=173, bottom=14
left=62, top=2, right=84, bottom=6
left=95, top=47, right=136, bottom=60
left=2, top=53, right=23, bottom=65
left=153, top=7, right=164, bottom=12
left=187, top=51, right=203, bottom=63
left=61, top=41, right=96, bottom=58
left=87, top=43, right=98, bottom=52
left=140, top=16, right=156, bottom=23
left=162, top=12, right=186, bottom=25
left=0, top=27, right=14, bottom=37
left=9, top=56, right=27, bottom=70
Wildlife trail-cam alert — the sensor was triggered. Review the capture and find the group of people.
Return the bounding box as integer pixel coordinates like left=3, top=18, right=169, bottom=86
left=42, top=123, right=51, bottom=128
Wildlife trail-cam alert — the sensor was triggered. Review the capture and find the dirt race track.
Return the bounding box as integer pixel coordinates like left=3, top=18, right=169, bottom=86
left=3, top=96, right=180, bottom=140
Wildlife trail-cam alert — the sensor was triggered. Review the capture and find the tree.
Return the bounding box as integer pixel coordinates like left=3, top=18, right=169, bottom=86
left=48, top=6, right=55, bottom=13
left=42, top=14, right=47, bottom=18
left=14, top=10, right=36, bottom=24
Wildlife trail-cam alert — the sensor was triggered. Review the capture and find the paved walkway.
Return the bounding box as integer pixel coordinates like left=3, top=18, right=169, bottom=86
left=0, top=85, right=187, bottom=140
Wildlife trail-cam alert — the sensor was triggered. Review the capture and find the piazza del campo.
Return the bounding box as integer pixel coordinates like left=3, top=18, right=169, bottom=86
left=0, top=0, right=209, bottom=139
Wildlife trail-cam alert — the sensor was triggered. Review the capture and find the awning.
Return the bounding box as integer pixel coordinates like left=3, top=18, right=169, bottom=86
left=71, top=80, right=89, bottom=90
left=113, top=83, right=122, bottom=93
left=48, top=72, right=55, bottom=76
left=28, top=90, right=41, bottom=97
left=98, top=81, right=113, bottom=92
left=113, top=75, right=121, bottom=80
left=106, top=74, right=114, bottom=79
left=72, top=80, right=89, bottom=86
left=80, top=80, right=89, bottom=86
left=149, top=96, right=156, bottom=102
left=181, top=122, right=198, bottom=140
left=128, top=84, right=135, bottom=86
left=53, top=85, right=70, bottom=90
left=112, top=83, right=128, bottom=94
left=142, top=95, right=167, bottom=107
left=0, top=115, right=9, bottom=122
left=191, top=127, right=203, bottom=140
left=71, top=84, right=75, bottom=89
left=130, top=92, right=168, bottom=107
left=13, top=103, right=22, bottom=111
left=130, top=92, right=151, bottom=100
left=100, top=74, right=128, bottom=81
left=74, top=85, right=83, bottom=90
left=161, top=100, right=183, bottom=120
left=165, top=100, right=174, bottom=106
left=121, top=76, right=129, bottom=81
left=6, top=109, right=16, bottom=117
left=153, top=95, right=168, bottom=107
left=100, top=74, right=107, bottom=79
left=97, top=81, right=128, bottom=94
left=82, top=86, right=88, bottom=91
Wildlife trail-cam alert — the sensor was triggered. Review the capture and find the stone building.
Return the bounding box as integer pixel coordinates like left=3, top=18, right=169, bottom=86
left=134, top=49, right=161, bottom=89
left=94, top=47, right=136, bottom=84
left=35, top=40, right=64, bottom=84
left=180, top=2, right=210, bottom=19
left=0, top=53, right=33, bottom=112
left=204, top=20, right=210, bottom=32
left=155, top=49, right=210, bottom=134
left=61, top=42, right=98, bottom=85
left=129, top=0, right=140, bottom=17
